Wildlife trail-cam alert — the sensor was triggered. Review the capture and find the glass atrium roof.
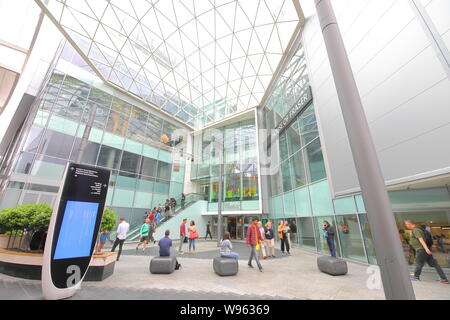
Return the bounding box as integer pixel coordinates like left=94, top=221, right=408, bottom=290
left=35, top=0, right=302, bottom=128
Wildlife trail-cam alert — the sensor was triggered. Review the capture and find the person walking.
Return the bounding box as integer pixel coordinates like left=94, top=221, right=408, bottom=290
left=323, top=220, right=336, bottom=258
left=188, top=220, right=198, bottom=254
left=148, top=220, right=156, bottom=244
left=246, top=217, right=263, bottom=272
left=404, top=220, right=449, bottom=284
left=289, top=220, right=297, bottom=246
left=136, top=219, right=150, bottom=253
left=281, top=221, right=291, bottom=255
left=111, top=218, right=130, bottom=261
left=220, top=232, right=239, bottom=259
left=181, top=193, right=186, bottom=209
left=165, top=200, right=171, bottom=217
left=149, top=210, right=155, bottom=224
left=264, top=221, right=275, bottom=258
left=178, top=218, right=188, bottom=254
left=205, top=221, right=213, bottom=240
left=257, top=221, right=268, bottom=259
left=155, top=210, right=161, bottom=226
left=159, top=230, right=181, bottom=270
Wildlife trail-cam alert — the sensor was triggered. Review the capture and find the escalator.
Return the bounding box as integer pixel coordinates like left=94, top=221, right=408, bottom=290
left=123, top=193, right=204, bottom=243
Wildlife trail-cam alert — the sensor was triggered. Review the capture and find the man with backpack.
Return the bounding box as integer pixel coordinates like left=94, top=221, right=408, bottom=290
left=404, top=220, right=448, bottom=284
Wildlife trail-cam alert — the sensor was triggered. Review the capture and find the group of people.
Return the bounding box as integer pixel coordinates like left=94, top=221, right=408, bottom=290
left=219, top=218, right=294, bottom=272
left=103, top=215, right=448, bottom=285
left=178, top=218, right=199, bottom=254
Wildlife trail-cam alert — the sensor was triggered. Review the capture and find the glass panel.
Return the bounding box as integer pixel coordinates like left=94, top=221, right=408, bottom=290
left=120, top=151, right=141, bottom=173
left=134, top=192, right=153, bottom=209
left=23, top=126, right=44, bottom=153
left=283, top=191, right=296, bottom=217
left=30, top=155, right=66, bottom=180
left=123, top=139, right=143, bottom=155
left=157, top=161, right=172, bottom=180
left=97, top=145, right=122, bottom=169
left=116, top=172, right=137, bottom=190
left=112, top=189, right=135, bottom=207
left=309, top=180, right=334, bottom=216
left=355, top=194, right=366, bottom=213
left=336, top=215, right=366, bottom=262
left=358, top=214, right=377, bottom=265
left=241, top=201, right=260, bottom=211
left=224, top=173, right=241, bottom=202
left=291, top=150, right=307, bottom=189
left=158, top=150, right=172, bottom=163
left=294, top=186, right=312, bottom=216
left=314, top=216, right=341, bottom=258
left=106, top=110, right=128, bottom=137
left=242, top=164, right=258, bottom=200
left=286, top=123, right=301, bottom=157
left=298, top=217, right=316, bottom=250
left=299, top=110, right=318, bottom=146
left=82, top=101, right=109, bottom=130
left=142, top=145, right=159, bottom=159
left=14, top=152, right=34, bottom=174
left=102, top=131, right=125, bottom=149
left=281, top=159, right=293, bottom=192
left=279, top=132, right=288, bottom=162
left=305, top=138, right=326, bottom=183
left=270, top=168, right=282, bottom=197
left=334, top=197, right=358, bottom=214
left=154, top=179, right=170, bottom=194
left=73, top=140, right=100, bottom=165
left=139, top=157, right=157, bottom=177
left=389, top=188, right=450, bottom=211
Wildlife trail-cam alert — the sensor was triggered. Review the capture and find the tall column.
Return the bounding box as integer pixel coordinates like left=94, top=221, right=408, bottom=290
left=314, top=0, right=415, bottom=300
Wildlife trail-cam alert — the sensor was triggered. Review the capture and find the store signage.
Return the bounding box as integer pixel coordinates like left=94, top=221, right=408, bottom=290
left=276, top=86, right=313, bottom=133
left=42, top=163, right=110, bottom=300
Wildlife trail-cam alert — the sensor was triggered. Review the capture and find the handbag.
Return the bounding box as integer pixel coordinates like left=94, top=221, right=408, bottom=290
left=256, top=243, right=261, bottom=251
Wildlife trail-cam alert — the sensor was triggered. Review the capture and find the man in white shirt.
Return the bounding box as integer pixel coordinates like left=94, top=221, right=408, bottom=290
left=111, top=218, right=130, bottom=261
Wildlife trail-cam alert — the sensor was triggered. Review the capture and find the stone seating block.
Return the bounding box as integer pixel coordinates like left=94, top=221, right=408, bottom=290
left=317, top=256, right=348, bottom=276
left=150, top=256, right=176, bottom=274
left=213, top=256, right=238, bottom=276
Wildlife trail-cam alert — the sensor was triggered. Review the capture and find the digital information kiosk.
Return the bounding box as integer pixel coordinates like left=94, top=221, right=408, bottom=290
left=42, top=163, right=110, bottom=300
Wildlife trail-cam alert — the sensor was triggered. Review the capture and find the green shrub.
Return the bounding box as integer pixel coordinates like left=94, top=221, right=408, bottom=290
left=100, top=208, right=117, bottom=233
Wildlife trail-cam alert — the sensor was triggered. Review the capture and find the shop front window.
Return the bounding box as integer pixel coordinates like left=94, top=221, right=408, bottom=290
left=314, top=216, right=341, bottom=258
left=395, top=211, right=450, bottom=269
left=335, top=215, right=367, bottom=263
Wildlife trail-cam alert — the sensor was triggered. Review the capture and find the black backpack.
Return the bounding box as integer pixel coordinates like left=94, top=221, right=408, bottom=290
left=422, top=228, right=434, bottom=248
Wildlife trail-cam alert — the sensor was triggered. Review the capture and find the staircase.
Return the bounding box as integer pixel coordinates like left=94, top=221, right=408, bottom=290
left=124, top=193, right=204, bottom=243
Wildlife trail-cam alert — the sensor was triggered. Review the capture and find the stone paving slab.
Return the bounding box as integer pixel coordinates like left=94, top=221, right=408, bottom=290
left=0, top=245, right=448, bottom=300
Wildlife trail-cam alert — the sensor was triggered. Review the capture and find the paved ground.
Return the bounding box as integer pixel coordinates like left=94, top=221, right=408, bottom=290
left=0, top=240, right=449, bottom=300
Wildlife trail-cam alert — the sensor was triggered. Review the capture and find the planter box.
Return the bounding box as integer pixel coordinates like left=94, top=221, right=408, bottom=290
left=0, top=249, right=117, bottom=281
left=0, top=235, right=24, bottom=249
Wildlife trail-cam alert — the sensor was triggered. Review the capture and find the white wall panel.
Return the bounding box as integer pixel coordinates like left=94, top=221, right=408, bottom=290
left=303, top=0, right=450, bottom=196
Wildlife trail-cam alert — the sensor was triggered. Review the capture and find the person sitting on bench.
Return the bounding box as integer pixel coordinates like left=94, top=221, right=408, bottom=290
left=220, top=232, right=239, bottom=260
left=159, top=230, right=181, bottom=270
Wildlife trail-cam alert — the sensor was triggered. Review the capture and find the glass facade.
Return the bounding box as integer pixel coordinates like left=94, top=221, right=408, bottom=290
left=262, top=38, right=450, bottom=269
left=0, top=44, right=188, bottom=231
left=191, top=118, right=260, bottom=212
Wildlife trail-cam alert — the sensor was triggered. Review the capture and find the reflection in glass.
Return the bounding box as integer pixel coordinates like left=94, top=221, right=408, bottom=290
left=335, top=215, right=366, bottom=262
left=314, top=216, right=341, bottom=258
left=298, top=217, right=316, bottom=250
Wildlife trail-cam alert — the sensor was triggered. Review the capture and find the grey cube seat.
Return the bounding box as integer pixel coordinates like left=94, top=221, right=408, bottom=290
left=317, top=256, right=348, bottom=276
left=150, top=256, right=176, bottom=274
left=213, top=256, right=239, bottom=276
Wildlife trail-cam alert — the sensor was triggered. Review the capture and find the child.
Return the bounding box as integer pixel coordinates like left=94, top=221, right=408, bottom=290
left=97, top=230, right=109, bottom=254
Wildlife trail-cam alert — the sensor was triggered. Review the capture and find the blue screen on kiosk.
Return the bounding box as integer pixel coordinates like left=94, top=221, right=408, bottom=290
left=54, top=200, right=99, bottom=260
